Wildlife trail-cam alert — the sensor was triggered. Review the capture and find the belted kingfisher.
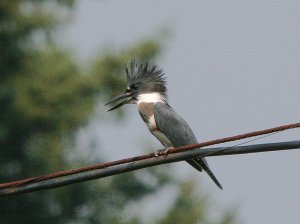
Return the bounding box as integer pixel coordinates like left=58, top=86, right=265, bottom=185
left=105, top=60, right=222, bottom=189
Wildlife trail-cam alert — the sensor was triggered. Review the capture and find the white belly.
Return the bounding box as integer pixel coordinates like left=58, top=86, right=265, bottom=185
left=152, top=130, right=173, bottom=147
left=148, top=115, right=172, bottom=147
left=145, top=114, right=173, bottom=147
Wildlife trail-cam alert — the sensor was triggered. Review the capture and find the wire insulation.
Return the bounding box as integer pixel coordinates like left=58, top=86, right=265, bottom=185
left=0, top=122, right=299, bottom=196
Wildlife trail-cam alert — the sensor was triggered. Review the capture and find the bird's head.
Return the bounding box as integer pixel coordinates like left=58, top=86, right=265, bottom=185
left=105, top=60, right=167, bottom=111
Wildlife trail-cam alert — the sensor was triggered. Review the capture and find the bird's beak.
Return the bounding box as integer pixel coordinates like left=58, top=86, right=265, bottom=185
left=105, top=92, right=134, bottom=111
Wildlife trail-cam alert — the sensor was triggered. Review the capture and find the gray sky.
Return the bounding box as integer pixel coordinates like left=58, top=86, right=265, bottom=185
left=60, top=0, right=300, bottom=223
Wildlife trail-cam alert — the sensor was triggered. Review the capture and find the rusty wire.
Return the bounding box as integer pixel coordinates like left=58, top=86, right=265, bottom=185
left=0, top=122, right=300, bottom=195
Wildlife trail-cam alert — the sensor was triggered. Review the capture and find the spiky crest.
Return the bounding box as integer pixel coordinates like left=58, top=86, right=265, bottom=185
left=125, top=60, right=167, bottom=97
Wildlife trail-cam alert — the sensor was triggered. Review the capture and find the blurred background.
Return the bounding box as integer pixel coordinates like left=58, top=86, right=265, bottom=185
left=1, top=0, right=300, bottom=223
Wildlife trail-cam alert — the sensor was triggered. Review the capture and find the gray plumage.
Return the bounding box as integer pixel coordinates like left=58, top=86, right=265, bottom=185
left=106, top=60, right=223, bottom=189
left=154, top=102, right=223, bottom=189
left=126, top=60, right=167, bottom=99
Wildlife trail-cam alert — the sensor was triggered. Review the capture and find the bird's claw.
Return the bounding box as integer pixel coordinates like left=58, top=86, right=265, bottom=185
left=155, top=147, right=175, bottom=157
left=154, top=151, right=161, bottom=157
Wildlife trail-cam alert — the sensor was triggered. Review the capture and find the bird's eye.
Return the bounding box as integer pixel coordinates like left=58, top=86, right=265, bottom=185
left=131, top=84, right=138, bottom=90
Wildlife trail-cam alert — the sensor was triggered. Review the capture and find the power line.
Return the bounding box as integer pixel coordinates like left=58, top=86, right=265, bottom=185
left=1, top=122, right=300, bottom=196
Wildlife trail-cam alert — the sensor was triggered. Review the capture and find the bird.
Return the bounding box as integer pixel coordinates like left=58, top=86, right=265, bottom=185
left=105, top=60, right=223, bottom=189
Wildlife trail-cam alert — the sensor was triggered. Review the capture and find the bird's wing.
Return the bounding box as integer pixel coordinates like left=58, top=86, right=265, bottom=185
left=154, top=102, right=223, bottom=190
left=154, top=102, right=198, bottom=147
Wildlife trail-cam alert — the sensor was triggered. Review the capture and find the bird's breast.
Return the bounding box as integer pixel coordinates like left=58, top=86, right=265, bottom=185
left=138, top=103, right=158, bottom=131
left=138, top=102, right=173, bottom=147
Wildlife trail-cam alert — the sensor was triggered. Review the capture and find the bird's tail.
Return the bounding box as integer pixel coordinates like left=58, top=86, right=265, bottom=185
left=186, top=157, right=223, bottom=190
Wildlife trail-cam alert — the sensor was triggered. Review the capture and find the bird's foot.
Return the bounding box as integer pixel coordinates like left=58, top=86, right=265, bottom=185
left=154, top=147, right=175, bottom=157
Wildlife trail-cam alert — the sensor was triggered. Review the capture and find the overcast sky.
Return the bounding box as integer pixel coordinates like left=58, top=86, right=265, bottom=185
left=59, top=0, right=300, bottom=223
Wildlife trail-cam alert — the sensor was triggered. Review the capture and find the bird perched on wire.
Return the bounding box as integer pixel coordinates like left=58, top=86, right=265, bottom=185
left=105, top=60, right=222, bottom=189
